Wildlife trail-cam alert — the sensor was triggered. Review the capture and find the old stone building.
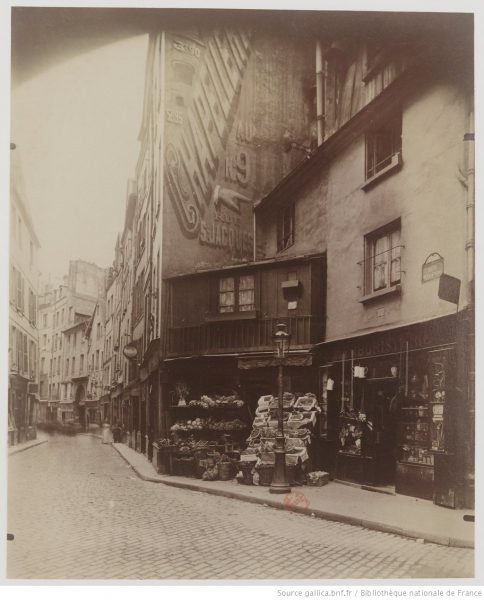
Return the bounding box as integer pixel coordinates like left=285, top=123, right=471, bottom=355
left=254, top=14, right=474, bottom=507
left=37, top=260, right=107, bottom=425
left=8, top=144, right=41, bottom=446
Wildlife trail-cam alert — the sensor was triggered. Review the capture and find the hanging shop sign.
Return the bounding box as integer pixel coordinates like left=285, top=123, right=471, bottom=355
left=238, top=354, right=312, bottom=370
left=438, top=274, right=461, bottom=305
left=319, top=313, right=457, bottom=364
left=123, top=344, right=138, bottom=360
left=422, top=253, right=444, bottom=282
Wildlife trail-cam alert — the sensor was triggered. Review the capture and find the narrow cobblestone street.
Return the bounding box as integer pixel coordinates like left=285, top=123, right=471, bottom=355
left=7, top=435, right=474, bottom=581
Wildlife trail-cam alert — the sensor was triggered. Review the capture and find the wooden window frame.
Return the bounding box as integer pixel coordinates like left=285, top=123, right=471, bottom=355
left=364, top=113, right=402, bottom=184
left=217, top=273, right=256, bottom=315
left=360, top=220, right=403, bottom=302
left=277, top=202, right=295, bottom=252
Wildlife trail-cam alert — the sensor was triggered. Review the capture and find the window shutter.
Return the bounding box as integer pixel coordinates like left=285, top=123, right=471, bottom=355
left=16, top=270, right=21, bottom=309
left=10, top=267, right=15, bottom=304
left=17, top=330, right=22, bottom=371
left=23, top=334, right=28, bottom=374
left=21, top=276, right=25, bottom=312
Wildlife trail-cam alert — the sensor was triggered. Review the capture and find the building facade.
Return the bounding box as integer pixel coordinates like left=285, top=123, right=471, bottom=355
left=37, top=260, right=107, bottom=425
left=254, top=14, right=474, bottom=507
left=8, top=145, right=41, bottom=446
left=98, top=14, right=474, bottom=508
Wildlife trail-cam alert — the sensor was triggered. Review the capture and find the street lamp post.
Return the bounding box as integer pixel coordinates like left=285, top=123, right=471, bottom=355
left=270, top=323, right=291, bottom=494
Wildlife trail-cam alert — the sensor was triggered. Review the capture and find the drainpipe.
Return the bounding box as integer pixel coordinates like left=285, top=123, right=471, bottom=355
left=464, top=108, right=475, bottom=307
left=462, top=102, right=475, bottom=508
left=253, top=209, right=257, bottom=262
left=316, top=39, right=324, bottom=146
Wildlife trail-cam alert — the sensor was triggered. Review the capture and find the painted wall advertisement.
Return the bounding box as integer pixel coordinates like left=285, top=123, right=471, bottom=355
left=162, top=28, right=313, bottom=274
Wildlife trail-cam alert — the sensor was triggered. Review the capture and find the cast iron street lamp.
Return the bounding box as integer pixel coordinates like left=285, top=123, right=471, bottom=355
left=270, top=323, right=291, bottom=494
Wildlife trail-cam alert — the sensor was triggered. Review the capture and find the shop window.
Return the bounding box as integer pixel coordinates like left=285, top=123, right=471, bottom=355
left=362, top=221, right=402, bottom=298
left=365, top=113, right=402, bottom=183
left=218, top=274, right=255, bottom=313
left=277, top=202, right=295, bottom=252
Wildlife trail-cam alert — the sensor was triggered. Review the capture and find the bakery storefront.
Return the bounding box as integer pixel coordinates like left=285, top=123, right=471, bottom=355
left=315, top=313, right=467, bottom=507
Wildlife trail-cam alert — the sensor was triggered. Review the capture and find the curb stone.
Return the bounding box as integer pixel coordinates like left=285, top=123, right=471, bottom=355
left=111, top=444, right=474, bottom=549
left=8, top=439, right=48, bottom=456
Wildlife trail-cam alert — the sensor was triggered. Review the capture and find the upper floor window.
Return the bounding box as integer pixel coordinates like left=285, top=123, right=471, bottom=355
left=29, top=289, right=36, bottom=325
left=11, top=206, right=17, bottom=240
left=365, top=114, right=402, bottom=182
left=218, top=274, right=255, bottom=313
left=277, top=202, right=295, bottom=252
left=363, top=221, right=402, bottom=296
left=11, top=267, right=24, bottom=312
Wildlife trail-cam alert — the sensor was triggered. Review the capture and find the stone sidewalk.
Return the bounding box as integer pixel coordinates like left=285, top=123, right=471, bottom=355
left=8, top=434, right=49, bottom=456
left=112, top=442, right=475, bottom=550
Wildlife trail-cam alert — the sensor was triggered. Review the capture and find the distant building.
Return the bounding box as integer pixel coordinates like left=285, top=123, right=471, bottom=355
left=37, top=259, right=107, bottom=425
left=84, top=300, right=106, bottom=426
left=8, top=144, right=41, bottom=446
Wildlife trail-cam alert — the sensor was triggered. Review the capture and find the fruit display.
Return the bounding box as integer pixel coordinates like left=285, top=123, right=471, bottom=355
left=187, top=394, right=244, bottom=409
left=170, top=417, right=246, bottom=432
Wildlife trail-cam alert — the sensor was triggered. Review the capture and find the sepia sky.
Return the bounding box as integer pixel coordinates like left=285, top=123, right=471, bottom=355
left=11, top=32, right=148, bottom=282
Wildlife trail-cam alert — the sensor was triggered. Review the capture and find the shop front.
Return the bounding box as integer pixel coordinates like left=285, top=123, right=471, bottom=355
left=315, top=313, right=466, bottom=506
left=154, top=352, right=322, bottom=484
left=9, top=373, right=28, bottom=445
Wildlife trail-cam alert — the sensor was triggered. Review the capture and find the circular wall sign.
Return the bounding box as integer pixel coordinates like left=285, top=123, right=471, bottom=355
left=123, top=344, right=138, bottom=360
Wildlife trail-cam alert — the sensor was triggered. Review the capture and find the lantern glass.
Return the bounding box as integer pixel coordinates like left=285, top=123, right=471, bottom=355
left=273, top=323, right=291, bottom=359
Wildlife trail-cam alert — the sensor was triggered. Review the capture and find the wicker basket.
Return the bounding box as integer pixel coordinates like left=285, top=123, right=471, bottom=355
left=218, top=461, right=236, bottom=481
left=306, top=471, right=329, bottom=486
left=237, top=462, right=255, bottom=485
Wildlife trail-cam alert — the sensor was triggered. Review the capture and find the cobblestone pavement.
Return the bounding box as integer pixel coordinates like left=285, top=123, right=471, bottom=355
left=7, top=435, right=474, bottom=581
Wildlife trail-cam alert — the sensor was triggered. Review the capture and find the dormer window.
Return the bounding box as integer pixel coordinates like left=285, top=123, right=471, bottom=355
left=365, top=113, right=402, bottom=184
left=277, top=202, right=295, bottom=252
